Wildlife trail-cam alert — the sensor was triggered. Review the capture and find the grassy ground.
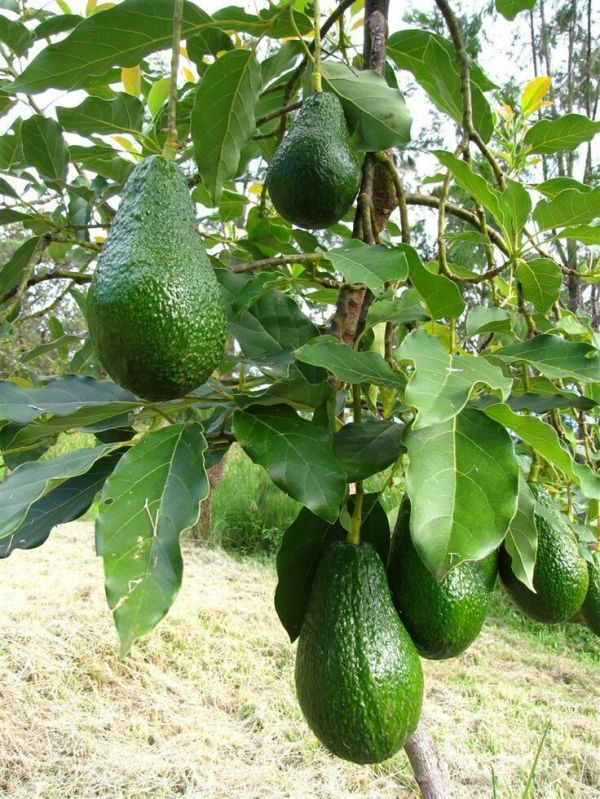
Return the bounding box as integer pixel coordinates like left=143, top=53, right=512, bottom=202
left=1, top=522, right=598, bottom=799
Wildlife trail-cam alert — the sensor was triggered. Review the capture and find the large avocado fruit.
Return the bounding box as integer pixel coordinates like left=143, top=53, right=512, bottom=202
left=266, top=92, right=361, bottom=229
left=388, top=496, right=498, bottom=660
left=499, top=487, right=589, bottom=623
left=87, top=155, right=227, bottom=401
left=580, top=558, right=600, bottom=636
left=295, top=540, right=423, bottom=764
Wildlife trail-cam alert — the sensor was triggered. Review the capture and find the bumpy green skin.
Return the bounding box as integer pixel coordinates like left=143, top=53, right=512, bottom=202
left=266, top=92, right=361, bottom=229
left=87, top=155, right=226, bottom=400
left=295, top=541, right=423, bottom=765
left=580, top=560, right=600, bottom=636
left=388, top=497, right=498, bottom=660
left=499, top=493, right=589, bottom=624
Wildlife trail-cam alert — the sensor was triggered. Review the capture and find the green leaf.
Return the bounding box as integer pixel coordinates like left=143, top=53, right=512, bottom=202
left=524, top=114, right=600, bottom=155
left=233, top=404, right=345, bottom=522
left=0, top=13, right=33, bottom=54
left=556, top=225, right=600, bottom=246
left=9, top=0, right=215, bottom=94
left=217, top=271, right=318, bottom=377
left=234, top=363, right=333, bottom=412
left=365, top=290, right=429, bottom=330
left=0, top=449, right=123, bottom=558
left=294, top=335, right=404, bottom=389
left=501, top=179, right=532, bottom=242
left=515, top=258, right=562, bottom=312
left=405, top=408, right=519, bottom=577
left=387, top=30, right=493, bottom=142
left=191, top=49, right=262, bottom=204
left=186, top=28, right=233, bottom=64
left=434, top=150, right=514, bottom=241
left=57, top=92, right=144, bottom=135
left=494, top=334, right=600, bottom=381
left=96, top=424, right=209, bottom=655
left=397, top=329, right=512, bottom=429
left=69, top=143, right=133, bottom=183
left=34, top=13, right=82, bottom=39
left=21, top=334, right=83, bottom=363
left=533, top=187, right=600, bottom=231
left=320, top=61, right=412, bottom=151
left=274, top=495, right=389, bottom=641
left=405, top=244, right=465, bottom=319
left=211, top=5, right=312, bottom=38
left=0, top=130, right=22, bottom=170
left=0, top=237, right=43, bottom=302
left=482, top=403, right=600, bottom=500
left=534, top=177, right=591, bottom=197
left=0, top=375, right=137, bottom=425
left=333, top=421, right=405, bottom=482
left=0, top=443, right=120, bottom=540
left=325, top=241, right=408, bottom=292
left=504, top=473, right=538, bottom=591
left=496, top=0, right=537, bottom=20
left=466, top=306, right=512, bottom=336
left=21, top=115, right=69, bottom=186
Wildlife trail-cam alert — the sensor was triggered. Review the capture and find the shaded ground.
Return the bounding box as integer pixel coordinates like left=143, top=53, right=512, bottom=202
left=0, top=523, right=598, bottom=799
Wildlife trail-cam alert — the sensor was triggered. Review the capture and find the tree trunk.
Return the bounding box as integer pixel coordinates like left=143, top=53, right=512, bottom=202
left=405, top=719, right=453, bottom=799
left=191, top=455, right=227, bottom=541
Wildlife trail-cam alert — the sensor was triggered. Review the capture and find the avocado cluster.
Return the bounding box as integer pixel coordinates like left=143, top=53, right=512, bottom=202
left=87, top=155, right=226, bottom=401
left=266, top=92, right=361, bottom=229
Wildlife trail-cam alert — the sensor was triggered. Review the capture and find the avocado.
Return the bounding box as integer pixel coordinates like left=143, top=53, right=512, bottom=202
left=580, top=558, right=600, bottom=636
left=388, top=496, right=498, bottom=660
left=266, top=92, right=361, bottom=229
left=87, top=155, right=226, bottom=400
left=295, top=540, right=423, bottom=764
left=499, top=487, right=589, bottom=623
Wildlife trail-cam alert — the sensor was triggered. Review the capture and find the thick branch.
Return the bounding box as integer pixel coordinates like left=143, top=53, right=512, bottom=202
left=405, top=720, right=453, bottom=799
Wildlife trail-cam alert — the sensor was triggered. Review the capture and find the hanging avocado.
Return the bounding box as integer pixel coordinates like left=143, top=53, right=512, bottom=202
left=266, top=92, right=361, bottom=230
left=87, top=155, right=227, bottom=401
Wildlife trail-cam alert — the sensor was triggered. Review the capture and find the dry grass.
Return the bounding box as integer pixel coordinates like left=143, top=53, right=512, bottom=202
left=0, top=524, right=598, bottom=799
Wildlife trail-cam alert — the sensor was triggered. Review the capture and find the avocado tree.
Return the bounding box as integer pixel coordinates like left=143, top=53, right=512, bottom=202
left=0, top=0, right=599, bottom=796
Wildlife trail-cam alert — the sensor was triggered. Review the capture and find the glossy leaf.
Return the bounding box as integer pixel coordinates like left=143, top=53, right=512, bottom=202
left=275, top=494, right=389, bottom=641
left=405, top=245, right=465, bottom=319
left=233, top=404, right=346, bottom=522
left=0, top=375, right=137, bottom=424
left=494, top=334, right=600, bottom=381
left=365, top=290, right=429, bottom=330
left=524, top=114, right=600, bottom=155
left=0, top=449, right=123, bottom=558
left=466, top=306, right=512, bottom=336
left=482, top=403, right=600, bottom=500
left=9, top=0, right=214, bottom=94
left=405, top=408, right=519, bottom=577
left=556, top=224, right=600, bottom=245
left=217, top=271, right=318, bottom=377
left=533, top=187, right=600, bottom=231
left=387, top=30, right=493, bottom=142
left=191, top=49, right=262, bottom=204
left=496, top=0, right=537, bottom=20
left=515, top=258, right=562, bottom=312
left=0, top=443, right=119, bottom=540
left=0, top=13, right=33, bottom=54
left=96, top=424, right=209, bottom=655
left=0, top=237, right=43, bottom=301
left=333, top=421, right=405, bottom=482
left=325, top=241, right=408, bottom=292
left=294, top=336, right=404, bottom=389
left=21, top=115, right=69, bottom=185
left=504, top=473, right=537, bottom=591
left=321, top=61, right=411, bottom=151
left=57, top=92, right=144, bottom=135
left=398, top=330, right=511, bottom=428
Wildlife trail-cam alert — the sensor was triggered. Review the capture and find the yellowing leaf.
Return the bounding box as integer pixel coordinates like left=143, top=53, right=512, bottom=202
left=91, top=2, right=116, bottom=13
left=55, top=0, right=71, bottom=12
left=86, top=0, right=97, bottom=13
left=496, top=102, right=514, bottom=122
left=183, top=66, right=196, bottom=83
left=351, top=17, right=364, bottom=30
left=520, top=76, right=552, bottom=117
left=94, top=235, right=106, bottom=244
left=112, top=135, right=137, bottom=153
left=121, top=65, right=141, bottom=97
left=179, top=46, right=188, bottom=58
left=248, top=182, right=263, bottom=195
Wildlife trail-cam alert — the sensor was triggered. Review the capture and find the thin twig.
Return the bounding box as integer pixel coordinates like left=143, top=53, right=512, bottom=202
left=163, top=0, right=184, bottom=159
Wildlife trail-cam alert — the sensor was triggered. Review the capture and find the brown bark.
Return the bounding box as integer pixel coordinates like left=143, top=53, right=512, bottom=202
left=191, top=456, right=227, bottom=541
left=405, top=719, right=454, bottom=799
